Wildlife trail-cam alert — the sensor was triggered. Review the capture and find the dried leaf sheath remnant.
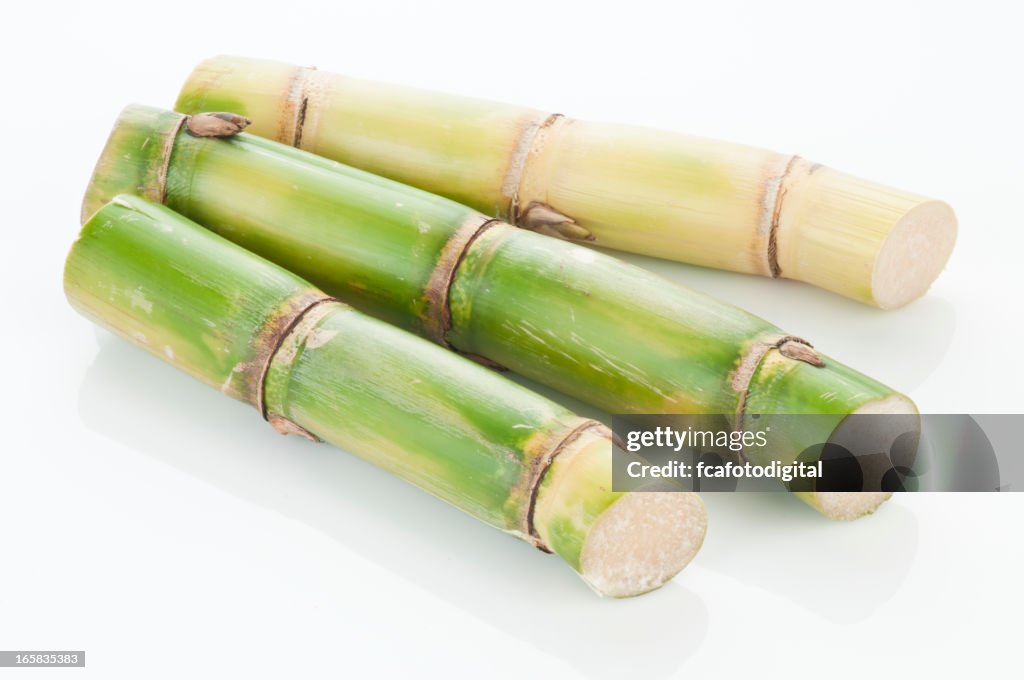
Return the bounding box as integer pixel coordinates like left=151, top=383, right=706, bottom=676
left=730, top=335, right=825, bottom=409
left=176, top=55, right=958, bottom=308
left=65, top=195, right=707, bottom=597
left=519, top=201, right=593, bottom=241
left=184, top=112, right=251, bottom=138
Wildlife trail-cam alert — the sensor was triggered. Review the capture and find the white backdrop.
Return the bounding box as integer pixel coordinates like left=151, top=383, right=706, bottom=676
left=1, top=1, right=1021, bottom=678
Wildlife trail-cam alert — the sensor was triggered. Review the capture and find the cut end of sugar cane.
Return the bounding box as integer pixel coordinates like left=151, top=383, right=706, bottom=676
left=775, top=160, right=958, bottom=309
left=577, top=494, right=707, bottom=597
left=534, top=428, right=706, bottom=597
left=869, top=200, right=958, bottom=309
left=797, top=393, right=917, bottom=520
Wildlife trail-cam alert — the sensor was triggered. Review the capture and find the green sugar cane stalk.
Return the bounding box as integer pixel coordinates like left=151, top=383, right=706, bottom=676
left=65, top=194, right=707, bottom=597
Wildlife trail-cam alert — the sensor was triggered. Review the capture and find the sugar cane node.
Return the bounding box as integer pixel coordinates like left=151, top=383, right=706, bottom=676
left=146, top=115, right=186, bottom=206
left=731, top=334, right=825, bottom=438
left=502, top=112, right=595, bottom=242
left=423, top=214, right=500, bottom=347
left=766, top=155, right=801, bottom=278
left=283, top=65, right=315, bottom=147
left=134, top=111, right=250, bottom=209
left=255, top=295, right=339, bottom=439
left=421, top=214, right=511, bottom=371
left=525, top=420, right=610, bottom=551
left=499, top=113, right=573, bottom=226
left=500, top=113, right=558, bottom=218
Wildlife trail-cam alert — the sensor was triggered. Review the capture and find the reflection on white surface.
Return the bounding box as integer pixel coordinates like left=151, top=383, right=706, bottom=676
left=79, top=334, right=709, bottom=679
left=697, top=493, right=918, bottom=623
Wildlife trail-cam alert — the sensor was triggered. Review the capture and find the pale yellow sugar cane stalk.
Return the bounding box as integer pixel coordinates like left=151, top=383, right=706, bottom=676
left=177, top=55, right=957, bottom=309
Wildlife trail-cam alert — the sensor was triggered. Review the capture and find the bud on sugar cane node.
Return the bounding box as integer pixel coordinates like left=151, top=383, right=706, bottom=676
left=65, top=194, right=708, bottom=597
left=83, top=104, right=916, bottom=521
left=176, top=55, right=958, bottom=309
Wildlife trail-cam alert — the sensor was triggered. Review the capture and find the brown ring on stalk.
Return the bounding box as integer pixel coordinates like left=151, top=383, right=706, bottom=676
left=281, top=66, right=324, bottom=149
left=524, top=420, right=610, bottom=551
left=282, top=65, right=313, bottom=146
left=731, top=335, right=825, bottom=453
left=147, top=116, right=187, bottom=205
left=766, top=155, right=801, bottom=278
left=500, top=112, right=563, bottom=223
left=502, top=113, right=595, bottom=242
left=252, top=294, right=339, bottom=436
left=422, top=215, right=500, bottom=347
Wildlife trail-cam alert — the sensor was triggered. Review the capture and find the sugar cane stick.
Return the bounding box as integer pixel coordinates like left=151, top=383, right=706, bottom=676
left=176, top=55, right=957, bottom=309
left=65, top=194, right=706, bottom=597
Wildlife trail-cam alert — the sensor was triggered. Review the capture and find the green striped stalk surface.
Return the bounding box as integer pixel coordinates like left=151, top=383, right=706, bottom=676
left=84, top=106, right=912, bottom=519
left=65, top=194, right=706, bottom=597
